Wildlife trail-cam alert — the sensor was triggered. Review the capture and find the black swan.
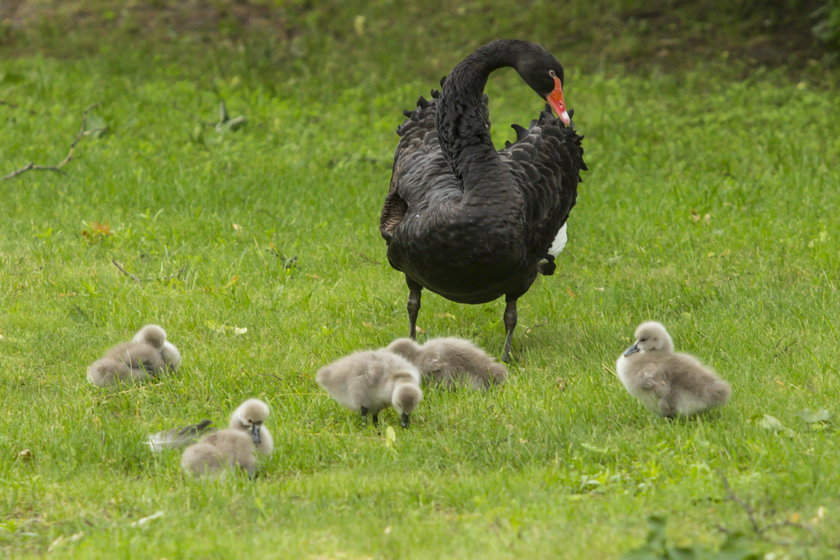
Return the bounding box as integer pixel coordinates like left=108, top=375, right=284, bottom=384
left=379, top=39, right=587, bottom=362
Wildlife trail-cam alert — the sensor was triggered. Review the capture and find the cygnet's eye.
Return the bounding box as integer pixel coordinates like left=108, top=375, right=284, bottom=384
left=639, top=338, right=648, bottom=343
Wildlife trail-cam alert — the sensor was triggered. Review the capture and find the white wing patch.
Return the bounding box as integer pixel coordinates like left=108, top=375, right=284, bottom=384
left=548, top=223, right=568, bottom=257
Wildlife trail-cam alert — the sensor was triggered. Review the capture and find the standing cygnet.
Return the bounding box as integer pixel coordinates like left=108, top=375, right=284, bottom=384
left=615, top=321, right=731, bottom=418
left=387, top=337, right=507, bottom=390
left=316, top=350, right=423, bottom=428
left=180, top=398, right=273, bottom=477
left=132, top=324, right=182, bottom=371
left=228, top=399, right=274, bottom=455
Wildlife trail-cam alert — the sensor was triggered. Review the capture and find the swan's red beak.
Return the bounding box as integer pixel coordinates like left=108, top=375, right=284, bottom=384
left=548, top=75, right=571, bottom=126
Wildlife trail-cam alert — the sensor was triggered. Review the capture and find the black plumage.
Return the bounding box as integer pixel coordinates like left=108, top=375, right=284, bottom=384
left=380, top=39, right=586, bottom=362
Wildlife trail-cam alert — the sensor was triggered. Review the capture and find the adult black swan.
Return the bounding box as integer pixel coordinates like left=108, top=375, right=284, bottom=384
left=379, top=39, right=586, bottom=362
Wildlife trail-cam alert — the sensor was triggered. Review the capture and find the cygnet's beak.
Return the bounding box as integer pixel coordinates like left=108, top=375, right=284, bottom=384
left=250, top=423, right=261, bottom=445
left=623, top=344, right=640, bottom=357
left=400, top=413, right=410, bottom=429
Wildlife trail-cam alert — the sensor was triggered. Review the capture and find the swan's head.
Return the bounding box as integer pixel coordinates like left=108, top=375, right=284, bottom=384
left=623, top=321, right=674, bottom=356
left=230, top=399, right=270, bottom=445
left=386, top=338, right=421, bottom=361
left=515, top=44, right=570, bottom=126
left=391, top=376, right=422, bottom=428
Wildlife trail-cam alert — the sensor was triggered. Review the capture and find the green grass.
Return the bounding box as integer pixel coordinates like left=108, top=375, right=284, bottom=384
left=2, top=2, right=840, bottom=559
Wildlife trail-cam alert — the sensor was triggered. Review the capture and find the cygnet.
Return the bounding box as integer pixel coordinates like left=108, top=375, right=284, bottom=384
left=615, top=321, right=731, bottom=418
left=316, top=350, right=423, bottom=427
left=132, top=324, right=181, bottom=370
left=387, top=337, right=507, bottom=389
left=181, top=430, right=257, bottom=477
left=87, top=342, right=166, bottom=386
left=228, top=398, right=273, bottom=455
left=180, top=398, right=273, bottom=477
left=87, top=324, right=180, bottom=387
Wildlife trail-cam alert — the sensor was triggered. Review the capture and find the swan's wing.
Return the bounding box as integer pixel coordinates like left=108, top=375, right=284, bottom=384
left=380, top=90, right=491, bottom=240
left=498, top=108, right=586, bottom=261
left=380, top=92, right=443, bottom=239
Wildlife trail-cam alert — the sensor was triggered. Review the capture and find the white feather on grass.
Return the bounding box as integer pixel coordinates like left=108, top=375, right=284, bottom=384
left=145, top=420, right=214, bottom=452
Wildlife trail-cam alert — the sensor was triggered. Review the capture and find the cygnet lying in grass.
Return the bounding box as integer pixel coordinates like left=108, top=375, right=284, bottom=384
left=615, top=321, right=731, bottom=418
left=228, top=398, right=274, bottom=455
left=87, top=324, right=180, bottom=387
left=132, top=324, right=182, bottom=370
left=181, top=399, right=273, bottom=477
left=181, top=430, right=257, bottom=477
left=316, top=350, right=423, bottom=428
left=386, top=337, right=507, bottom=390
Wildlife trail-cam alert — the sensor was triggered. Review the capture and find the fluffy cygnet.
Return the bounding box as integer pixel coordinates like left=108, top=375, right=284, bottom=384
left=228, top=398, right=274, bottom=456
left=387, top=337, right=507, bottom=390
left=615, top=321, right=731, bottom=418
left=180, top=399, right=273, bottom=477
left=87, top=342, right=166, bottom=386
left=181, top=430, right=257, bottom=477
left=132, top=324, right=182, bottom=371
left=87, top=324, right=180, bottom=387
left=316, top=350, right=423, bottom=428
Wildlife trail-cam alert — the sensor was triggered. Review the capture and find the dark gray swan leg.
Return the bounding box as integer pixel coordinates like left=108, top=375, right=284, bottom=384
left=406, top=276, right=422, bottom=340
left=502, top=297, right=518, bottom=363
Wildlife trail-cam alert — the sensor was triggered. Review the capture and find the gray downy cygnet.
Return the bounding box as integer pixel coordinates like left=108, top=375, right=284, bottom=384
left=87, top=324, right=179, bottom=387
left=316, top=350, right=423, bottom=428
left=228, top=398, right=274, bottom=456
left=615, top=321, right=731, bottom=418
left=180, top=399, right=273, bottom=477
left=132, top=324, right=182, bottom=371
left=181, top=430, right=257, bottom=477
left=386, top=337, right=507, bottom=390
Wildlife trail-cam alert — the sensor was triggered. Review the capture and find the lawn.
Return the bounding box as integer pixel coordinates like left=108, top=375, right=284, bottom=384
left=1, top=2, right=839, bottom=558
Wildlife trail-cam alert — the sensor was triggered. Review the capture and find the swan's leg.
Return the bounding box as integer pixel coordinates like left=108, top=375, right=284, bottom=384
left=406, top=276, right=422, bottom=340
left=502, top=297, right=517, bottom=363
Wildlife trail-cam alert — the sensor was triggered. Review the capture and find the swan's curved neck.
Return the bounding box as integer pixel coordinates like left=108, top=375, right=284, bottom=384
left=437, top=40, right=526, bottom=190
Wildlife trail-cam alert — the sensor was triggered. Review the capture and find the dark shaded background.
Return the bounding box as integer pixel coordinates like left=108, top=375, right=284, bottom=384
left=1, top=0, right=837, bottom=82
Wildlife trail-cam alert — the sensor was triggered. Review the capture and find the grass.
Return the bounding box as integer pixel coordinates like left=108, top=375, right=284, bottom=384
left=1, top=2, right=840, bottom=558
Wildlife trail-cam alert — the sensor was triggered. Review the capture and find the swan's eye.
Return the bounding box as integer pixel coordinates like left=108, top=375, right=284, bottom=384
left=548, top=69, right=556, bottom=78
